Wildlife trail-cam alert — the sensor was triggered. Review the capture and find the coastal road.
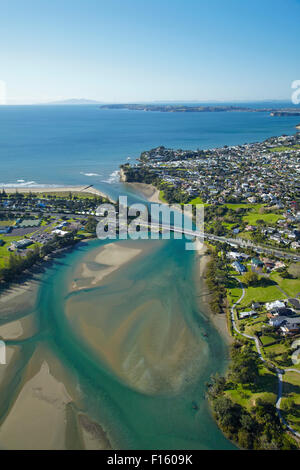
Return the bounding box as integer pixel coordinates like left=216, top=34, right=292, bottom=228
left=145, top=222, right=300, bottom=261
left=231, top=277, right=300, bottom=439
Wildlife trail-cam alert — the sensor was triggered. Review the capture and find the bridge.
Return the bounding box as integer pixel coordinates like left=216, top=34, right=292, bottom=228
left=108, top=218, right=300, bottom=261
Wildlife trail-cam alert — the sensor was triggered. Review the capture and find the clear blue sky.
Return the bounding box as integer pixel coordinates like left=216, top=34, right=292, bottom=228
left=1, top=0, right=300, bottom=103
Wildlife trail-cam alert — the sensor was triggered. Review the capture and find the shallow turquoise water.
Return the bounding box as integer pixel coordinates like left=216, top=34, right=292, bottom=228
left=34, top=237, right=235, bottom=450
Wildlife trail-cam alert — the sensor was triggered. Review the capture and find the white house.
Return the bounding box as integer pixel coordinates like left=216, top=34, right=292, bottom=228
left=266, top=300, right=286, bottom=311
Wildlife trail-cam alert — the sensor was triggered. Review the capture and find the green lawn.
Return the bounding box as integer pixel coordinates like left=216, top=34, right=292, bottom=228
left=222, top=203, right=262, bottom=211
left=226, top=276, right=243, bottom=306
left=0, top=235, right=38, bottom=267
left=239, top=283, right=286, bottom=309
left=260, top=335, right=277, bottom=346
left=268, top=145, right=300, bottom=153
left=270, top=273, right=300, bottom=298
left=0, top=220, right=15, bottom=226
left=281, top=372, right=300, bottom=433
left=159, top=190, right=168, bottom=203
left=188, top=196, right=204, bottom=205
left=225, top=365, right=277, bottom=411
left=243, top=211, right=282, bottom=225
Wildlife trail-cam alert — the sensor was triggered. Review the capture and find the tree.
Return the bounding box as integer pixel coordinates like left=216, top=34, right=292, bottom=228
left=229, top=343, right=259, bottom=385
left=288, top=262, right=300, bottom=279
left=85, top=216, right=97, bottom=234
left=242, top=271, right=259, bottom=286
left=281, top=397, right=295, bottom=414
left=213, top=396, right=242, bottom=431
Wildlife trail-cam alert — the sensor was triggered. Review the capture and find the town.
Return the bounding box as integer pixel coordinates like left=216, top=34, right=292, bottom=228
left=121, top=133, right=300, bottom=442
left=0, top=190, right=110, bottom=282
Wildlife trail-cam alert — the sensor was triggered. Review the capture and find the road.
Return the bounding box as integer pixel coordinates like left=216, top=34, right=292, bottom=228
left=148, top=222, right=300, bottom=261
left=231, top=277, right=300, bottom=438
left=4, top=210, right=300, bottom=261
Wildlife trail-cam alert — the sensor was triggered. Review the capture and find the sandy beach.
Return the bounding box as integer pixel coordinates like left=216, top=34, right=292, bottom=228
left=196, top=242, right=232, bottom=345
left=2, top=185, right=110, bottom=200
left=125, top=182, right=162, bottom=203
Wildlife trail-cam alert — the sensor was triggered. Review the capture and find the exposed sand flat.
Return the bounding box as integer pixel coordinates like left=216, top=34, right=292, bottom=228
left=72, top=242, right=142, bottom=290
left=67, top=293, right=206, bottom=394
left=0, top=282, right=39, bottom=318
left=0, top=314, right=37, bottom=341
left=2, top=185, right=110, bottom=200
left=125, top=182, right=162, bottom=203
left=0, top=361, right=72, bottom=450
left=0, top=320, right=23, bottom=340
left=0, top=346, right=19, bottom=386
left=78, top=414, right=112, bottom=450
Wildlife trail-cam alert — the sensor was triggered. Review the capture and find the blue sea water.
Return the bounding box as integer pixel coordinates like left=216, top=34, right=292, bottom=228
left=0, top=104, right=299, bottom=201
left=0, top=104, right=298, bottom=449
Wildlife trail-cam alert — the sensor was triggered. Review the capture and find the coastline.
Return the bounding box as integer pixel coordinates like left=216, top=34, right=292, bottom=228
left=124, top=182, right=162, bottom=203
left=195, top=241, right=232, bottom=345
left=1, top=185, right=110, bottom=200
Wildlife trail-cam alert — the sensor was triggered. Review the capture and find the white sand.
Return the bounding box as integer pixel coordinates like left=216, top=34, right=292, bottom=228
left=72, top=242, right=142, bottom=290
left=2, top=185, right=110, bottom=200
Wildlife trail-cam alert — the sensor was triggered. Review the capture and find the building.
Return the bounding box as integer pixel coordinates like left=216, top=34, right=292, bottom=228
left=269, top=316, right=300, bottom=328
left=231, top=261, right=247, bottom=274
left=51, top=229, right=69, bottom=237
left=9, top=239, right=32, bottom=250
left=251, top=257, right=263, bottom=267
left=239, top=310, right=256, bottom=319
left=280, top=323, right=300, bottom=336
left=0, top=226, right=12, bottom=234
left=266, top=300, right=286, bottom=311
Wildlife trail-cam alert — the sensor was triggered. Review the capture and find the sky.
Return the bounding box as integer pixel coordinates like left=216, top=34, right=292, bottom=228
left=0, top=0, right=300, bottom=104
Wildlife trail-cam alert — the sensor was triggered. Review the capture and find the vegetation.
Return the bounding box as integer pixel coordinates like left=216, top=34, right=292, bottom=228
left=0, top=232, right=77, bottom=284
left=207, top=341, right=297, bottom=449
left=205, top=247, right=228, bottom=314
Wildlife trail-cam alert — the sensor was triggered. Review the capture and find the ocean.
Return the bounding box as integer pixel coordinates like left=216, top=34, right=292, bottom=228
left=0, top=104, right=298, bottom=449
left=0, top=103, right=299, bottom=202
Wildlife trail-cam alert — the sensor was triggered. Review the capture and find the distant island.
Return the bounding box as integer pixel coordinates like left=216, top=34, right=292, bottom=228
left=100, top=103, right=300, bottom=116
left=45, top=98, right=103, bottom=105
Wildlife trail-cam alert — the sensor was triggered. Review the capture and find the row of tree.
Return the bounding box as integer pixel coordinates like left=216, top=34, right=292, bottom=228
left=207, top=341, right=296, bottom=449
left=0, top=232, right=77, bottom=283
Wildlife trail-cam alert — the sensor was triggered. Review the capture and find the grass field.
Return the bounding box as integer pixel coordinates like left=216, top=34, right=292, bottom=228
left=281, top=372, right=300, bottom=433
left=239, top=283, right=286, bottom=308
left=0, top=220, right=15, bottom=226
left=243, top=211, right=282, bottom=225
left=270, top=273, right=300, bottom=298
left=0, top=235, right=28, bottom=267
left=188, top=196, right=204, bottom=205
left=222, top=203, right=262, bottom=211
left=268, top=145, right=300, bottom=153
left=225, top=364, right=277, bottom=410
left=159, top=190, right=168, bottom=203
